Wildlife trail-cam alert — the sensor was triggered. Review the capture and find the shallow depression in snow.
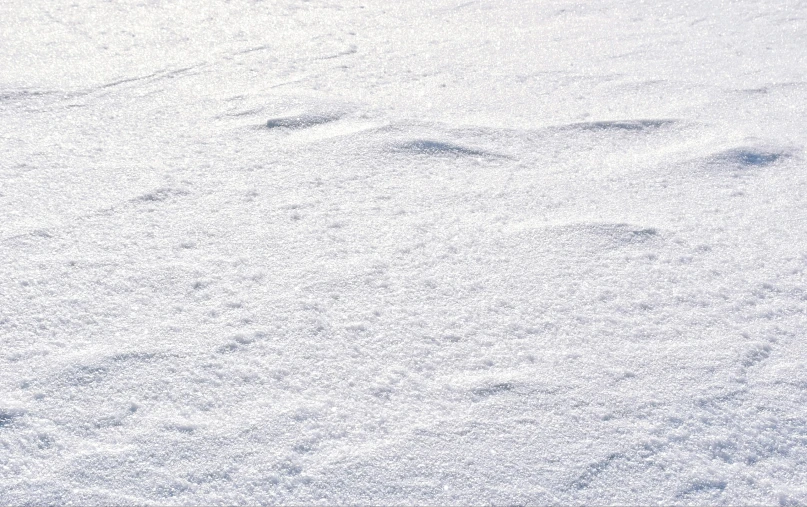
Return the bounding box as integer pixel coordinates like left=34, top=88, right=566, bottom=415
left=1, top=0, right=807, bottom=504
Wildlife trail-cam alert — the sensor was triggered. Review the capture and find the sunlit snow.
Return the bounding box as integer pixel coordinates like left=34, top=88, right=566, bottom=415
left=1, top=0, right=806, bottom=504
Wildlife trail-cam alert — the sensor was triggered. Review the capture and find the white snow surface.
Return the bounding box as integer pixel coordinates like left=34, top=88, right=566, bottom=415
left=2, top=0, right=807, bottom=504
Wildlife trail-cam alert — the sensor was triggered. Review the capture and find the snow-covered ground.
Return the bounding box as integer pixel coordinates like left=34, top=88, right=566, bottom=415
left=2, top=0, right=807, bottom=504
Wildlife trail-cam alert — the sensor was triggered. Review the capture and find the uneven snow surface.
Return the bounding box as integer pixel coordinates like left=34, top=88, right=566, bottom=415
left=2, top=0, right=807, bottom=504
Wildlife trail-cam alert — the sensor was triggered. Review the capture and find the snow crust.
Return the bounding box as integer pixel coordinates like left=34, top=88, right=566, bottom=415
left=1, top=0, right=807, bottom=504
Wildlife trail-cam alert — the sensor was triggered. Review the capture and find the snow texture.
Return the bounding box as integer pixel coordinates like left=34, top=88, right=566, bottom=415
left=1, top=0, right=807, bottom=504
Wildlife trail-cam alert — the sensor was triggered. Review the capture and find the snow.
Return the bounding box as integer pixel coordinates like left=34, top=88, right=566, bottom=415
left=1, top=0, right=806, bottom=504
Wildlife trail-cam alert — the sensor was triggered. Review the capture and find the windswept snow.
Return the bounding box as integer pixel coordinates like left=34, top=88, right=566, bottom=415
left=2, top=0, right=807, bottom=505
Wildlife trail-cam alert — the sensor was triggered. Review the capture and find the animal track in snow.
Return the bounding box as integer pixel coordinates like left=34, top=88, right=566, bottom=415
left=740, top=343, right=773, bottom=369
left=0, top=407, right=25, bottom=428
left=735, top=341, right=774, bottom=383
